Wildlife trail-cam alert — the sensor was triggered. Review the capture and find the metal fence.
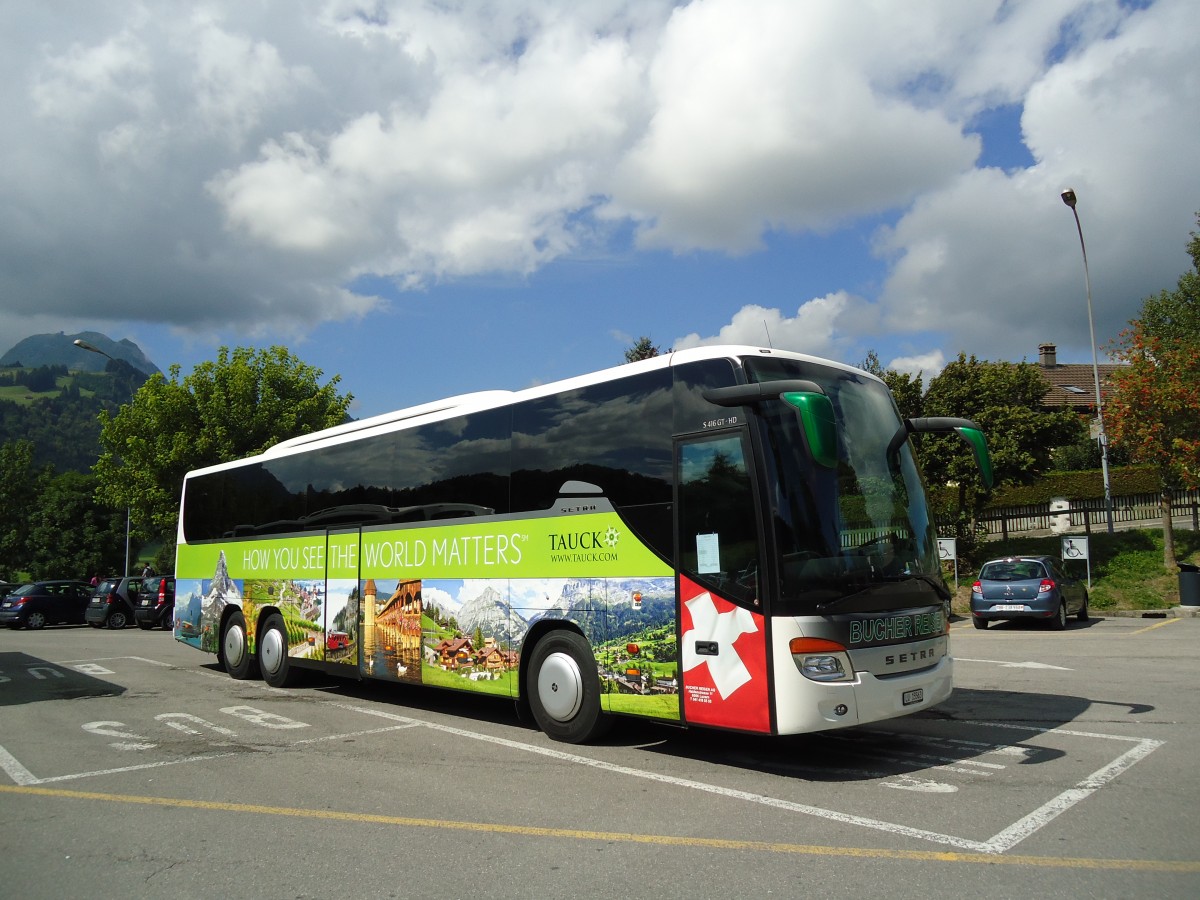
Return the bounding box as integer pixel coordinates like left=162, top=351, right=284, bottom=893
left=969, top=488, right=1200, bottom=540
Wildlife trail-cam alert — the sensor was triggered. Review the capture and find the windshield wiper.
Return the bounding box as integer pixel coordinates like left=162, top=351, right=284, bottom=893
left=815, top=572, right=949, bottom=612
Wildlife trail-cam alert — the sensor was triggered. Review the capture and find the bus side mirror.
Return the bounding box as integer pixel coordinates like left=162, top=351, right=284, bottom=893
left=702, top=379, right=839, bottom=470
left=781, top=391, right=838, bottom=469
left=951, top=424, right=994, bottom=490
left=894, top=417, right=994, bottom=489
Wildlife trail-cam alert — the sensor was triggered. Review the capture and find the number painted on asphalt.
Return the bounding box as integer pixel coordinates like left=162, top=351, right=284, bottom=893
left=154, top=712, right=237, bottom=737
left=220, top=705, right=309, bottom=730
left=82, top=721, right=156, bottom=750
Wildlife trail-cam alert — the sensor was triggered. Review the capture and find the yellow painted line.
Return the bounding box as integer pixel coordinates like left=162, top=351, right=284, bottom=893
left=2, top=784, right=1197, bottom=873
left=1127, top=617, right=1182, bottom=635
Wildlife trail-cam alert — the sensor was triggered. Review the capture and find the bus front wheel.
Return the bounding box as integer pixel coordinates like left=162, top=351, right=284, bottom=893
left=526, top=630, right=610, bottom=744
left=259, top=613, right=299, bottom=688
left=222, top=610, right=256, bottom=680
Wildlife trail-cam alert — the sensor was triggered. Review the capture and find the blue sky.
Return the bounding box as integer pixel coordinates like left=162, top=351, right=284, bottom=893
left=1, top=0, right=1197, bottom=419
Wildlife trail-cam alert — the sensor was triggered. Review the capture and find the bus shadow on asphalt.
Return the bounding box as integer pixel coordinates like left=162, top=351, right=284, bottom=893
left=629, top=687, right=1135, bottom=781
left=0, top=651, right=126, bottom=707
left=197, top=664, right=1158, bottom=784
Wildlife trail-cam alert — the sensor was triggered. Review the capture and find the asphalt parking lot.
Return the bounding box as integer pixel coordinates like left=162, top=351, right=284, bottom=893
left=1, top=615, right=1198, bottom=899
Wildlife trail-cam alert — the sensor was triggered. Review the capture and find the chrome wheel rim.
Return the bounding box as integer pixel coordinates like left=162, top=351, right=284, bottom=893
left=536, top=651, right=583, bottom=723
left=223, top=621, right=246, bottom=668
left=260, top=626, right=285, bottom=677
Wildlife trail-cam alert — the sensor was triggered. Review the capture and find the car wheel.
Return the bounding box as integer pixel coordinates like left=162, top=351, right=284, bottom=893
left=160, top=615, right=173, bottom=631
left=26, top=611, right=46, bottom=630
left=972, top=617, right=989, bottom=630
left=107, top=609, right=129, bottom=629
left=1077, top=591, right=1089, bottom=622
left=525, top=630, right=611, bottom=744
left=222, top=610, right=257, bottom=679
left=1050, top=601, right=1067, bottom=630
left=258, top=613, right=298, bottom=688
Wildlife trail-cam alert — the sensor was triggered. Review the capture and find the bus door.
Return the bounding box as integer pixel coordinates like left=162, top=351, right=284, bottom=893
left=675, top=431, right=771, bottom=733
left=324, top=528, right=361, bottom=671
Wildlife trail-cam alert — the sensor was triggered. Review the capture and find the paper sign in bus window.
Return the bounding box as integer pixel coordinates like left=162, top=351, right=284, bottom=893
left=696, top=533, right=721, bottom=574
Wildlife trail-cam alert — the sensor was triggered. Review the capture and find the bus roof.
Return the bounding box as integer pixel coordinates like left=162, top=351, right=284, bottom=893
left=186, top=345, right=867, bottom=478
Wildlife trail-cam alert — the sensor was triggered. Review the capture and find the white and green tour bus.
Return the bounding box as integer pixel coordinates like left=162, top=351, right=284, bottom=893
left=173, top=345, right=991, bottom=743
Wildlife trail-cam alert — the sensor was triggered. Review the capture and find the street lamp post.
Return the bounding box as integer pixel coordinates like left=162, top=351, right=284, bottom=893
left=73, top=339, right=133, bottom=573
left=1060, top=189, right=1115, bottom=534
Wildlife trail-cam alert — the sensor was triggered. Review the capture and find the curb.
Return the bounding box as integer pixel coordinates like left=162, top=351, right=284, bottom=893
left=1102, top=606, right=1200, bottom=619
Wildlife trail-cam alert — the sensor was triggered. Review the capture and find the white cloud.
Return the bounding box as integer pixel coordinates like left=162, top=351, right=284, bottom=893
left=0, top=0, right=1195, bottom=377
left=667, top=0, right=1199, bottom=371
left=887, top=350, right=946, bottom=381
left=673, top=291, right=873, bottom=361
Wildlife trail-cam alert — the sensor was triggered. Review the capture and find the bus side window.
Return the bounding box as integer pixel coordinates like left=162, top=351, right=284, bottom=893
left=677, top=433, right=760, bottom=606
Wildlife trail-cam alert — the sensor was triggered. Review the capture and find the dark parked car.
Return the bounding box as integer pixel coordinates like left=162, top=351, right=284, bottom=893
left=0, top=580, right=93, bottom=630
left=135, top=575, right=175, bottom=630
left=86, top=576, right=144, bottom=629
left=970, top=555, right=1089, bottom=630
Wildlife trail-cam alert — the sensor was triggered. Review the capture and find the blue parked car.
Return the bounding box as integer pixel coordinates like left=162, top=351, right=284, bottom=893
left=970, top=556, right=1089, bottom=630
left=0, top=580, right=93, bottom=630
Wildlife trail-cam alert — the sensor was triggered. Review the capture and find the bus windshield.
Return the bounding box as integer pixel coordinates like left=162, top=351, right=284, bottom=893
left=745, top=357, right=942, bottom=616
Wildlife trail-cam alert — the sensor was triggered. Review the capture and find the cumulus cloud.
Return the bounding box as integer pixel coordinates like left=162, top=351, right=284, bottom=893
left=674, top=292, right=874, bottom=362
left=0, top=0, right=1195, bottom=377
left=668, top=0, right=1200, bottom=370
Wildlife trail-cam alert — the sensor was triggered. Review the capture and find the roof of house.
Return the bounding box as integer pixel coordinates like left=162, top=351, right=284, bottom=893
left=1035, top=343, right=1122, bottom=409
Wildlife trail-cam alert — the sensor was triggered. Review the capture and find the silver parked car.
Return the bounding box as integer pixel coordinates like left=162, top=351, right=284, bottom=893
left=970, top=555, right=1089, bottom=630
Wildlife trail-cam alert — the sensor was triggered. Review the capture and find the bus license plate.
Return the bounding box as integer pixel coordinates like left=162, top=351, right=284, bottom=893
left=902, top=689, right=923, bottom=706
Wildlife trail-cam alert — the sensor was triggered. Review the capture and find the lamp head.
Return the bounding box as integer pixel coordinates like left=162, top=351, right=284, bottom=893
left=1060, top=188, right=1077, bottom=209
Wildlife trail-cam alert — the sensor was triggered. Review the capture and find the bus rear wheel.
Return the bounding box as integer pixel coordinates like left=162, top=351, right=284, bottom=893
left=526, top=630, right=610, bottom=744
left=259, top=613, right=299, bottom=688
left=222, top=610, right=256, bottom=680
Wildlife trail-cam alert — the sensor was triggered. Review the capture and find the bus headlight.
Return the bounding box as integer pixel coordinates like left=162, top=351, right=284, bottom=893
left=789, top=637, right=855, bottom=683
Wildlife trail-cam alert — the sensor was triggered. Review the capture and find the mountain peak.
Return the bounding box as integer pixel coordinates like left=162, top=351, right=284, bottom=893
left=0, top=331, right=161, bottom=376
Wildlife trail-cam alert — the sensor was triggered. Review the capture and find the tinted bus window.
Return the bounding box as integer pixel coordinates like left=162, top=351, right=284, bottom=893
left=512, top=368, right=673, bottom=556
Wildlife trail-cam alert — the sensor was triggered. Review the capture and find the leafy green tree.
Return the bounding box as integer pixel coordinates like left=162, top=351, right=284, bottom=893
left=25, top=470, right=126, bottom=580
left=624, top=337, right=668, bottom=362
left=94, top=346, right=353, bottom=539
left=1106, top=214, right=1200, bottom=570
left=860, top=350, right=924, bottom=421
left=920, top=354, right=1079, bottom=544
left=0, top=440, right=39, bottom=577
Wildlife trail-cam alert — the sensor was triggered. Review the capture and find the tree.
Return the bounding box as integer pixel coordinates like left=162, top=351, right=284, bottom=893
left=1105, top=213, right=1200, bottom=570
left=920, top=354, right=1079, bottom=544
left=860, top=350, right=924, bottom=422
left=0, top=440, right=39, bottom=577
left=94, top=346, right=353, bottom=539
left=25, top=471, right=126, bottom=580
left=624, top=337, right=668, bottom=362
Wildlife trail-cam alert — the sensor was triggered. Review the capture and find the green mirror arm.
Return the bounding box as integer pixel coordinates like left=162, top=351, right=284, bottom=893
left=702, top=380, right=825, bottom=407
left=894, top=416, right=995, bottom=489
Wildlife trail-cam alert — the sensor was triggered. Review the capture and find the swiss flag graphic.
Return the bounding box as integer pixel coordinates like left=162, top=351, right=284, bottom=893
left=679, top=576, right=769, bottom=732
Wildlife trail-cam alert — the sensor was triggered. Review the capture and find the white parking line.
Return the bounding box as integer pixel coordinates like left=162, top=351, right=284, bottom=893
left=334, top=703, right=999, bottom=852
left=2, top=658, right=1166, bottom=855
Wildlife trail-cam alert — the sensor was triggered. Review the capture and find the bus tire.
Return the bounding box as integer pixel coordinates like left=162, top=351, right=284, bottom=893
left=222, top=610, right=256, bottom=680
left=526, top=630, right=610, bottom=744
left=259, top=613, right=299, bottom=688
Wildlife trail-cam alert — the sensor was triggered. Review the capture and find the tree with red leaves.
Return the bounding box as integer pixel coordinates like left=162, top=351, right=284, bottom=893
left=1106, top=214, right=1200, bottom=570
